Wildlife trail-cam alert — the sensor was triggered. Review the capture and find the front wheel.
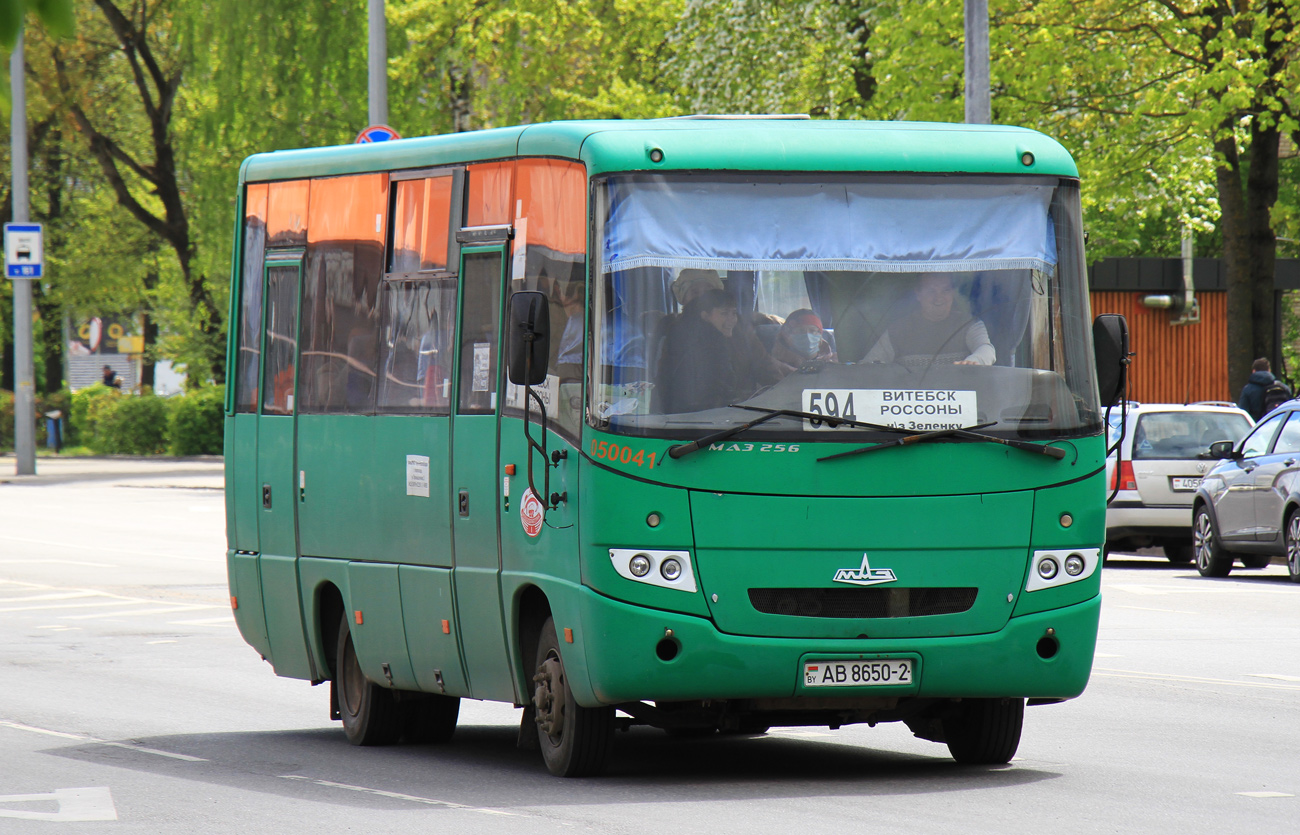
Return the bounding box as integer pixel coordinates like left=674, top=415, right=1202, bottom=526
left=1193, top=508, right=1233, bottom=578
left=943, top=698, right=1024, bottom=765
left=1288, top=511, right=1300, bottom=583
left=532, top=617, right=614, bottom=776
left=335, top=617, right=402, bottom=746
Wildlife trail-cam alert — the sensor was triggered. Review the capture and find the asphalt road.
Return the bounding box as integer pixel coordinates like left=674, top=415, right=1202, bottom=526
left=0, top=456, right=1297, bottom=833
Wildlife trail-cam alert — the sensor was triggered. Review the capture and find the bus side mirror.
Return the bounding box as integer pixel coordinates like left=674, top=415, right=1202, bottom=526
left=507, top=291, right=550, bottom=386
left=1093, top=314, right=1129, bottom=407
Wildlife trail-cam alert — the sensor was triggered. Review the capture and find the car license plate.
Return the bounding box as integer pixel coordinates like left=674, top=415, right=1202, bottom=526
left=803, top=659, right=912, bottom=687
left=1171, top=477, right=1202, bottom=491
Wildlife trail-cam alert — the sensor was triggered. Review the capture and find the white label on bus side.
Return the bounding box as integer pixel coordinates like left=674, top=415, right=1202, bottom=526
left=472, top=343, right=491, bottom=391
left=406, top=454, right=430, bottom=498
left=801, top=389, right=978, bottom=431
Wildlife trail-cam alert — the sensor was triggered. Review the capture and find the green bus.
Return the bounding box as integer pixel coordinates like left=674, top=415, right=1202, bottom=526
left=224, top=118, right=1127, bottom=777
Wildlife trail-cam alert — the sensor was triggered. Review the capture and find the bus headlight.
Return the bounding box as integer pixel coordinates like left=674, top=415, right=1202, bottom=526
left=1025, top=548, right=1100, bottom=592
left=609, top=549, right=697, bottom=593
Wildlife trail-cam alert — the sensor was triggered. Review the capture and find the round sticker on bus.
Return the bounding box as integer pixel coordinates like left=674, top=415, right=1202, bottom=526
left=520, top=489, right=545, bottom=537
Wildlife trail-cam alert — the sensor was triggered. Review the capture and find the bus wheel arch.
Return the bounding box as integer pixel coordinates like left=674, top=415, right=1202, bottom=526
left=317, top=583, right=345, bottom=679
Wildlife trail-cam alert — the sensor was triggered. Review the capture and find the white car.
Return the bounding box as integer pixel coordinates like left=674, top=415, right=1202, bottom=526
left=1106, top=402, right=1254, bottom=562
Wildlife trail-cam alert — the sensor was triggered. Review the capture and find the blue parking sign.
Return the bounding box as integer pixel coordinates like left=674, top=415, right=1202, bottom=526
left=5, top=223, right=43, bottom=279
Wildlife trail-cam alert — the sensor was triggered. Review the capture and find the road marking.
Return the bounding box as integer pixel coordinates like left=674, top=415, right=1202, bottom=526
left=1114, top=605, right=1200, bottom=615
left=0, top=591, right=100, bottom=603
left=168, top=617, right=235, bottom=627
left=0, top=719, right=208, bottom=762
left=1247, top=674, right=1300, bottom=683
left=148, top=640, right=178, bottom=645
left=281, top=775, right=517, bottom=815
left=0, top=559, right=117, bottom=568
left=1095, top=668, right=1300, bottom=692
left=1236, top=791, right=1294, bottom=798
left=0, top=787, right=117, bottom=822
left=0, top=600, right=141, bottom=613
left=0, top=533, right=213, bottom=562
left=1107, top=582, right=1296, bottom=596
left=1093, top=653, right=1122, bottom=658
left=60, top=605, right=220, bottom=620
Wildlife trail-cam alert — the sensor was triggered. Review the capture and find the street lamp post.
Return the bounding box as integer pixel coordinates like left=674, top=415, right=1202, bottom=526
left=10, top=29, right=36, bottom=475
left=368, top=0, right=387, bottom=126
left=964, top=0, right=991, bottom=125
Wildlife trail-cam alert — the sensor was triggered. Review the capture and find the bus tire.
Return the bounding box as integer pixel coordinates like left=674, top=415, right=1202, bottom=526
left=1193, top=507, right=1233, bottom=578
left=943, top=697, right=1023, bottom=765
left=402, top=694, right=460, bottom=744
left=335, top=617, right=401, bottom=746
left=532, top=617, right=614, bottom=777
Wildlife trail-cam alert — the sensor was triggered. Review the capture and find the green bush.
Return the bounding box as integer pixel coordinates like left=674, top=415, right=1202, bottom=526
left=0, top=390, right=13, bottom=451
left=168, top=386, right=224, bottom=455
left=71, top=384, right=122, bottom=448
left=90, top=391, right=169, bottom=455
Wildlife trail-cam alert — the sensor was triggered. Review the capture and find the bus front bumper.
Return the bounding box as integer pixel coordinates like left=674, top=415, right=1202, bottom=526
left=575, top=587, right=1099, bottom=706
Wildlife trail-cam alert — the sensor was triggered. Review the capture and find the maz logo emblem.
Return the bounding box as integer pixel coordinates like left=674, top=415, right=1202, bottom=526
left=832, top=553, right=898, bottom=586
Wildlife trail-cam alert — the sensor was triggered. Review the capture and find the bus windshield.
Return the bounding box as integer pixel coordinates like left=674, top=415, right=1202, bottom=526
left=591, top=172, right=1099, bottom=441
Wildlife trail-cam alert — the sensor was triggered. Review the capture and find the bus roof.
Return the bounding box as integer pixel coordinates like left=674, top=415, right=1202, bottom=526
left=238, top=119, right=1079, bottom=184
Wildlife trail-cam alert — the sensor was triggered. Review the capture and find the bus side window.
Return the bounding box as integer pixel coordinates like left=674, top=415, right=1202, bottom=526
left=297, top=173, right=387, bottom=415
left=377, top=278, right=457, bottom=412
left=236, top=183, right=268, bottom=413
left=458, top=252, right=503, bottom=414
left=261, top=264, right=299, bottom=415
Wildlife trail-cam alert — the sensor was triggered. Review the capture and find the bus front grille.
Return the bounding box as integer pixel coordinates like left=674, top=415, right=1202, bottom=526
left=747, top=587, right=978, bottom=619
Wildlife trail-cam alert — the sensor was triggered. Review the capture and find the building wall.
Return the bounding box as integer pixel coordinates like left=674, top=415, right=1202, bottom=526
left=1090, top=290, right=1230, bottom=405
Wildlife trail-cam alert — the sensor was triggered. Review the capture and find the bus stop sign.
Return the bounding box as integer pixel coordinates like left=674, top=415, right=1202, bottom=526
left=4, top=223, right=43, bottom=279
left=355, top=125, right=401, bottom=144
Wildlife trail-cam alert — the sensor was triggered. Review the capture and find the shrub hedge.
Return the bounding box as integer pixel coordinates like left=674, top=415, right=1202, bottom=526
left=2, top=385, right=224, bottom=456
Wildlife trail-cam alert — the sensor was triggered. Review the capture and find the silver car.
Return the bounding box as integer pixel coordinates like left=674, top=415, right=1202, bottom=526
left=1107, top=403, right=1254, bottom=563
left=1193, top=400, right=1300, bottom=580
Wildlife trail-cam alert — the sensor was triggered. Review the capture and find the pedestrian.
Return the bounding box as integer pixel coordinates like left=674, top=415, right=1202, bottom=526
left=101, top=364, right=122, bottom=389
left=1237, top=357, right=1291, bottom=420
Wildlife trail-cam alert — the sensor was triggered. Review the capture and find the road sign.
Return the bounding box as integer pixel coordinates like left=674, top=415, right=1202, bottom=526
left=4, top=223, right=43, bottom=278
left=355, top=124, right=402, bottom=144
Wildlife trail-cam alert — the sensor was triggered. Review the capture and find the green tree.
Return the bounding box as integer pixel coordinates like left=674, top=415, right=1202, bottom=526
left=0, top=0, right=74, bottom=112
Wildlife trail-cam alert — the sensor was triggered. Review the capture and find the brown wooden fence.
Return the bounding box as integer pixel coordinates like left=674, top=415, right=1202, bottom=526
left=1089, top=291, right=1230, bottom=405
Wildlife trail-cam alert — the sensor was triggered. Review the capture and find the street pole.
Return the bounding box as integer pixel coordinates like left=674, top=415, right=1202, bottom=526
left=368, top=0, right=387, bottom=126
left=964, top=0, right=991, bottom=125
left=10, top=29, right=36, bottom=475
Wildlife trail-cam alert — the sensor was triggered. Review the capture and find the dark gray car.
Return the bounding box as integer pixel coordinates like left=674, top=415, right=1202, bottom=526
left=1193, top=402, right=1300, bottom=580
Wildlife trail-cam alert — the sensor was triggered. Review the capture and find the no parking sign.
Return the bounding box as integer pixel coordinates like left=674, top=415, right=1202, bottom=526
left=355, top=125, right=402, bottom=144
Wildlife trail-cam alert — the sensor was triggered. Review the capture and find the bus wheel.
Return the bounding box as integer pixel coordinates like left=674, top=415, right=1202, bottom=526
left=335, top=617, right=401, bottom=746
left=402, top=694, right=460, bottom=744
left=942, top=697, right=1023, bottom=765
left=532, top=617, right=614, bottom=777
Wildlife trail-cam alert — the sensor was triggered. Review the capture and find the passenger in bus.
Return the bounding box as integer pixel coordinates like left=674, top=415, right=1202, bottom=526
left=863, top=273, right=994, bottom=368
left=770, top=309, right=836, bottom=375
left=670, top=268, right=724, bottom=307
left=660, top=289, right=765, bottom=413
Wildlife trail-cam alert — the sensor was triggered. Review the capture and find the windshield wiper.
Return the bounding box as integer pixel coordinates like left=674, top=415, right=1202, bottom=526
left=818, top=421, right=1066, bottom=462
left=728, top=405, right=1065, bottom=461
left=666, top=409, right=793, bottom=459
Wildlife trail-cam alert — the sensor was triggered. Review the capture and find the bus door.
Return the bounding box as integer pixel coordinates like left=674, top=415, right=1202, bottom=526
left=449, top=238, right=516, bottom=701
left=256, top=251, right=312, bottom=678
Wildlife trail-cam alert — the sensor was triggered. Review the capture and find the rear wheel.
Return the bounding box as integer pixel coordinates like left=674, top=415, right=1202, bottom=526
left=532, top=617, right=614, bottom=776
left=335, top=617, right=402, bottom=746
left=943, top=698, right=1024, bottom=765
left=1289, top=512, right=1300, bottom=583
left=1193, top=508, right=1233, bottom=578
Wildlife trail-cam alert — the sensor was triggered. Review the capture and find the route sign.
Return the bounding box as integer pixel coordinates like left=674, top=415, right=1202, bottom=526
left=355, top=124, right=402, bottom=144
left=4, top=223, right=43, bottom=279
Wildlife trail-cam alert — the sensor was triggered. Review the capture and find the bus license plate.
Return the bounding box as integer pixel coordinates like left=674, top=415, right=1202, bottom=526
left=803, top=659, right=912, bottom=687
left=1171, top=477, right=1202, bottom=492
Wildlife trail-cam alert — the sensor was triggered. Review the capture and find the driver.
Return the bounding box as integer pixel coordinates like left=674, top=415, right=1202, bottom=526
left=863, top=273, right=994, bottom=367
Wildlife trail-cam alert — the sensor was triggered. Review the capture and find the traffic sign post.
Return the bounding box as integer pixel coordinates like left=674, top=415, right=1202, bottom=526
left=5, top=223, right=44, bottom=279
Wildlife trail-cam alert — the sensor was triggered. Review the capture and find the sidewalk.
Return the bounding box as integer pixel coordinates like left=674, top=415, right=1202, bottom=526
left=0, top=454, right=225, bottom=489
